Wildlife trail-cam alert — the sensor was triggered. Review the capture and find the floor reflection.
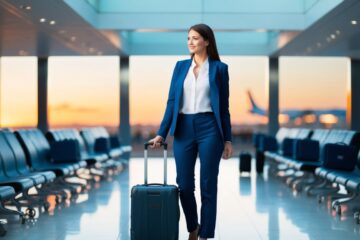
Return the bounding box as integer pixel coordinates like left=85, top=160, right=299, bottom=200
left=3, top=158, right=360, bottom=240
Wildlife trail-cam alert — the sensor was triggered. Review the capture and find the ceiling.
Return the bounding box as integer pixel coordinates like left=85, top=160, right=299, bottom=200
left=274, top=0, right=360, bottom=57
left=0, top=0, right=120, bottom=57
left=0, top=0, right=359, bottom=57
left=66, top=0, right=342, bottom=56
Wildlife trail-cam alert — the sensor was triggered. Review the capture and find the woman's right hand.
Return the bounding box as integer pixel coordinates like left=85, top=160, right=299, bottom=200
left=148, top=135, right=164, bottom=148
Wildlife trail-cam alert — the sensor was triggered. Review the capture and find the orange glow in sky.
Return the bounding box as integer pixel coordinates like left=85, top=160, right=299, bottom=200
left=0, top=57, right=37, bottom=127
left=0, top=56, right=349, bottom=128
left=48, top=56, right=120, bottom=128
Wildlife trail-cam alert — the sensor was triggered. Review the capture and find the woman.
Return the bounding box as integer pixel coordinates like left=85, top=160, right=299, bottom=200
left=148, top=23, right=233, bottom=240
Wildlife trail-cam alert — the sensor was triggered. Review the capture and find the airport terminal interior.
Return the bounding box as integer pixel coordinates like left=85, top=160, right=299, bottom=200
left=0, top=0, right=360, bottom=239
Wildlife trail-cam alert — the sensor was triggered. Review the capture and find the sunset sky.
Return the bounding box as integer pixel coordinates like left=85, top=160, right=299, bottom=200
left=0, top=56, right=349, bottom=128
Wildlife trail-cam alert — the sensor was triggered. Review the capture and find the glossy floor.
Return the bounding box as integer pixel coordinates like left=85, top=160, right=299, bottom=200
left=4, top=158, right=360, bottom=240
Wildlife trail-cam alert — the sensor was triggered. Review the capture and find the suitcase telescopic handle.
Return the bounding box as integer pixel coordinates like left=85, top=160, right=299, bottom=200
left=144, top=142, right=168, bottom=185
left=144, top=142, right=168, bottom=150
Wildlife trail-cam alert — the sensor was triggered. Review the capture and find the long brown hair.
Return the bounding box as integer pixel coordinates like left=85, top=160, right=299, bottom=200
left=188, top=24, right=220, bottom=61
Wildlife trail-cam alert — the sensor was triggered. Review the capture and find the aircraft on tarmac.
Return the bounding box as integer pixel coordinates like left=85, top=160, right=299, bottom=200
left=246, top=90, right=346, bottom=124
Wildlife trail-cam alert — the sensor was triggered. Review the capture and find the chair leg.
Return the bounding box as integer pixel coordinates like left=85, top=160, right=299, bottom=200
left=0, top=201, right=23, bottom=217
left=306, top=179, right=340, bottom=203
left=304, top=177, right=328, bottom=195
left=332, top=191, right=359, bottom=216
left=292, top=172, right=317, bottom=192
left=316, top=185, right=344, bottom=204
left=285, top=171, right=303, bottom=187
left=1, top=199, right=26, bottom=224
left=354, top=211, right=360, bottom=224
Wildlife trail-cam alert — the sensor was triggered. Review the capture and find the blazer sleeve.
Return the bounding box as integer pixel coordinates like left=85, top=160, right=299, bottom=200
left=220, top=64, right=232, bottom=142
left=157, top=61, right=180, bottom=140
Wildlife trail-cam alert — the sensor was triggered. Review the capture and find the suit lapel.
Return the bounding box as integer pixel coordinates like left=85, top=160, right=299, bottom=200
left=208, top=58, right=216, bottom=85
left=208, top=58, right=219, bottom=111
left=176, top=59, right=192, bottom=103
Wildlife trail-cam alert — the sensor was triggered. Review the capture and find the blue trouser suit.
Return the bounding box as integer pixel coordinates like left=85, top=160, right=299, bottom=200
left=173, top=112, right=224, bottom=238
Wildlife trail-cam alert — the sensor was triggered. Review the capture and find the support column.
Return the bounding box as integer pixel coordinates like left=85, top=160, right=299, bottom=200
left=37, top=57, right=48, bottom=133
left=268, top=58, right=279, bottom=136
left=349, top=59, right=360, bottom=131
left=0, top=58, right=1, bottom=127
left=119, top=56, right=131, bottom=147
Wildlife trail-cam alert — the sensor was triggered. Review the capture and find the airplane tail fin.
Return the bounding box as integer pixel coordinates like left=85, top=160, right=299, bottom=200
left=247, top=90, right=266, bottom=116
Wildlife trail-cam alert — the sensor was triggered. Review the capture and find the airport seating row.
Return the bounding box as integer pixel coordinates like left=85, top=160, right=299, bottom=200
left=253, top=128, right=360, bottom=223
left=0, top=127, right=130, bottom=233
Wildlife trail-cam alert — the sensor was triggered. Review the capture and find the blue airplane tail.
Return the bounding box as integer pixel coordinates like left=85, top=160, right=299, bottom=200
left=247, top=90, right=267, bottom=116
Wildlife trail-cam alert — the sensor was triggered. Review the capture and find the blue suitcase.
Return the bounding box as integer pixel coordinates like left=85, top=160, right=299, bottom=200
left=131, top=142, right=180, bottom=240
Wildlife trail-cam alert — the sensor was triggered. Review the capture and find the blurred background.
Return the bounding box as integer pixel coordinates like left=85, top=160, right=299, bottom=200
left=0, top=55, right=349, bottom=157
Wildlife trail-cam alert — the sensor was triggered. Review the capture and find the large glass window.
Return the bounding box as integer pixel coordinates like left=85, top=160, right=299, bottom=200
left=0, top=57, right=37, bottom=128
left=222, top=56, right=268, bottom=148
left=222, top=56, right=268, bottom=125
left=129, top=56, right=180, bottom=126
left=48, top=56, right=119, bottom=133
left=129, top=56, right=180, bottom=145
left=279, top=57, right=348, bottom=129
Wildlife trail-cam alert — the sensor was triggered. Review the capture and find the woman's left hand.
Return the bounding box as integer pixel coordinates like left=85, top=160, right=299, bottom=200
left=222, top=142, right=233, bottom=160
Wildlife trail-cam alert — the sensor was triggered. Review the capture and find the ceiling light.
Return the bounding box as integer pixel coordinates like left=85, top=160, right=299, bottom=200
left=351, top=20, right=357, bottom=25
left=326, top=37, right=331, bottom=42
left=49, top=20, right=56, bottom=25
left=40, top=18, right=46, bottom=23
left=58, top=30, right=66, bottom=34
left=335, top=30, right=340, bottom=35
left=70, top=36, right=76, bottom=42
left=20, top=5, right=32, bottom=10
left=330, top=34, right=336, bottom=39
left=317, top=42, right=322, bottom=47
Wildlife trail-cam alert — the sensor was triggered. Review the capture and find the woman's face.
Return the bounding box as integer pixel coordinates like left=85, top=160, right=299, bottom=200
left=188, top=29, right=208, bottom=55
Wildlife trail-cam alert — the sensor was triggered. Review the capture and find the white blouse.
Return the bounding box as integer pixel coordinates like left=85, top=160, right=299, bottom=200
left=180, top=58, right=212, bottom=114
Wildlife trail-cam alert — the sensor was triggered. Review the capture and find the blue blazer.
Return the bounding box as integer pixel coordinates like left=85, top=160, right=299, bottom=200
left=157, top=58, right=232, bottom=142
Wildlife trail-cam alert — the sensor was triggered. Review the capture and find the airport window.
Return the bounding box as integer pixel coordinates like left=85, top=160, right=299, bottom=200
left=48, top=56, right=119, bottom=134
left=222, top=56, right=269, bottom=145
left=129, top=56, right=181, bottom=143
left=279, top=57, right=348, bottom=129
left=0, top=57, right=38, bottom=128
